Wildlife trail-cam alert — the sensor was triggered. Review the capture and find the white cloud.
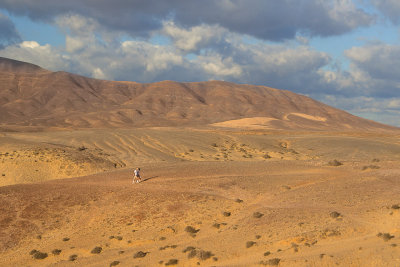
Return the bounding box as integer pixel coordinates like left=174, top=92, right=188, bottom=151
left=92, top=67, right=107, bottom=79
left=198, top=53, right=242, bottom=77
left=319, top=94, right=400, bottom=126
left=65, top=35, right=85, bottom=53
left=328, top=0, right=375, bottom=29
left=162, top=21, right=226, bottom=52
left=371, top=0, right=400, bottom=24
left=0, top=40, right=69, bottom=71
left=20, top=41, right=41, bottom=49
left=0, top=0, right=375, bottom=41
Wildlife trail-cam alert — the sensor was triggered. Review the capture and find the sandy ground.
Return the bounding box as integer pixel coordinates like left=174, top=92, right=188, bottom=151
left=1, top=128, right=400, bottom=266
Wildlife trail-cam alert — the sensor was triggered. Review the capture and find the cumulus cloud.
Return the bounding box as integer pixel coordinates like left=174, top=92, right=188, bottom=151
left=0, top=40, right=69, bottom=70
left=162, top=21, right=226, bottom=52
left=319, top=94, right=400, bottom=126
left=0, top=19, right=332, bottom=90
left=344, top=43, right=400, bottom=97
left=306, top=41, right=400, bottom=126
left=0, top=0, right=374, bottom=41
left=0, top=12, right=21, bottom=48
left=371, top=0, right=400, bottom=24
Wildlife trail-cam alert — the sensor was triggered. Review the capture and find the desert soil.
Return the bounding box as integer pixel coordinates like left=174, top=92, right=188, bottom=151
left=1, top=128, right=400, bottom=266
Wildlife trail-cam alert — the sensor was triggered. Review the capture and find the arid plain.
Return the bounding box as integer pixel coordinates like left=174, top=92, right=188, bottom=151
left=1, top=58, right=400, bottom=266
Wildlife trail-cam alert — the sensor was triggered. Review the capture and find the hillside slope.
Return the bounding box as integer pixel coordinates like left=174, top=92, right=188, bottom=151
left=0, top=57, right=396, bottom=131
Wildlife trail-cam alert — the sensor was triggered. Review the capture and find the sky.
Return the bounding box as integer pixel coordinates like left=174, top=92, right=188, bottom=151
left=0, top=0, right=399, bottom=126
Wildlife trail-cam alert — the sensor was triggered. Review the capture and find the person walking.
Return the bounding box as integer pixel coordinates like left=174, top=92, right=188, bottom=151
left=133, top=167, right=141, bottom=183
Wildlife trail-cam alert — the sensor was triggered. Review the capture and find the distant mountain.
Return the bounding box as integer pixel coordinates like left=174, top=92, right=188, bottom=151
left=0, top=57, right=48, bottom=74
left=0, top=57, right=397, bottom=131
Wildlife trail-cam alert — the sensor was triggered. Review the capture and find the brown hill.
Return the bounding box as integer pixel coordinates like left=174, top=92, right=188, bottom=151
left=0, top=57, right=396, bottom=131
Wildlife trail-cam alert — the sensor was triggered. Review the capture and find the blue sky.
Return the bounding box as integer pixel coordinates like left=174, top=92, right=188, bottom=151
left=0, top=0, right=399, bottom=126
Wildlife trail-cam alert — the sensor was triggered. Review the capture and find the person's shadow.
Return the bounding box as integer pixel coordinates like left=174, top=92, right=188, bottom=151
left=142, top=176, right=159, bottom=182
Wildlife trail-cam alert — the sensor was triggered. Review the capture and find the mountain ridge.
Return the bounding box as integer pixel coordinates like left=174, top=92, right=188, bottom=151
left=0, top=57, right=397, bottom=131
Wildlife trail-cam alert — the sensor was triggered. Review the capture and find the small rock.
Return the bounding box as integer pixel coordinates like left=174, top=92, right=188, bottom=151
left=246, top=241, right=256, bottom=248
left=91, top=247, right=102, bottom=254
left=52, top=249, right=62, bottom=255
left=212, top=223, right=221, bottom=229
left=182, top=246, right=196, bottom=253
left=185, top=226, right=199, bottom=234
left=253, top=212, right=264, bottom=218
left=330, top=211, right=341, bottom=218
left=377, top=233, right=394, bottom=242
left=165, top=259, right=178, bottom=265
left=69, top=254, right=78, bottom=261
left=32, top=251, right=48, bottom=259
left=266, top=258, right=281, bottom=266
left=133, top=251, right=148, bottom=258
